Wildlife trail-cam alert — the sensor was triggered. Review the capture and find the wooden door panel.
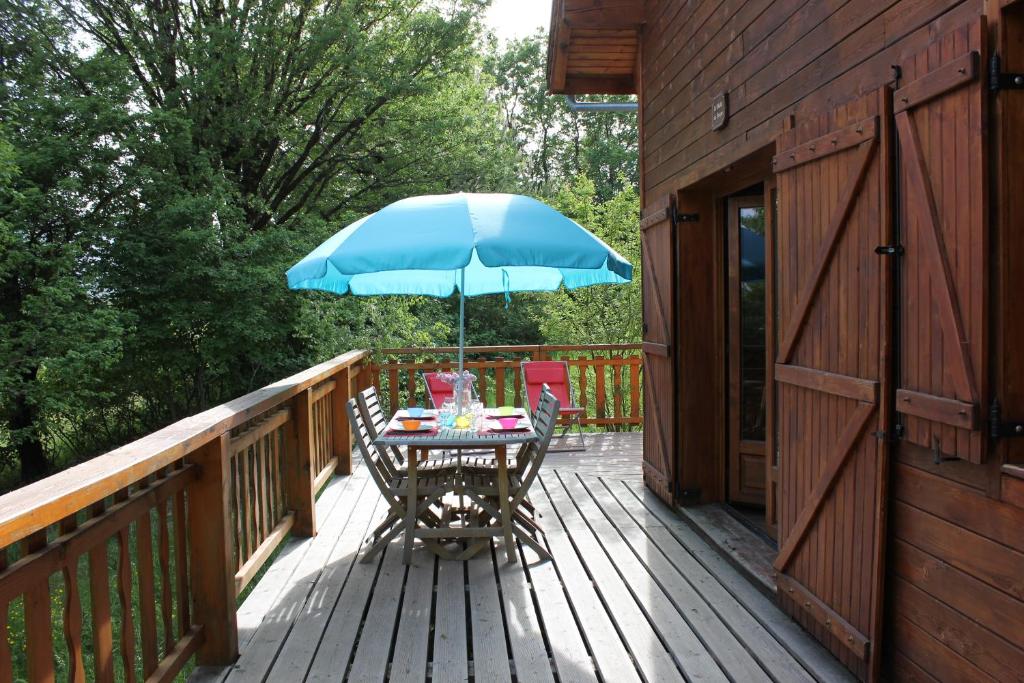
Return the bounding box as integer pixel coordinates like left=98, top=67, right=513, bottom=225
left=773, top=88, right=893, bottom=681
left=895, top=19, right=988, bottom=463
left=641, top=196, right=677, bottom=504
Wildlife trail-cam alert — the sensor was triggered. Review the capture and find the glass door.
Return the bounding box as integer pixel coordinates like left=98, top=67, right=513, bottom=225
left=727, top=196, right=767, bottom=507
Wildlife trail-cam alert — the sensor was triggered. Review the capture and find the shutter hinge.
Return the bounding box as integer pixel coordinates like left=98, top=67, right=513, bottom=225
left=989, top=53, right=1024, bottom=92
left=873, top=423, right=904, bottom=442
left=675, top=212, right=700, bottom=223
left=874, top=244, right=904, bottom=256
left=677, top=486, right=701, bottom=504
left=990, top=399, right=1024, bottom=439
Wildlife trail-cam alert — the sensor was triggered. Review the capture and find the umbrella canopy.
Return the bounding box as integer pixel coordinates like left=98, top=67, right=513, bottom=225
left=286, top=193, right=632, bottom=296
left=286, top=192, right=633, bottom=388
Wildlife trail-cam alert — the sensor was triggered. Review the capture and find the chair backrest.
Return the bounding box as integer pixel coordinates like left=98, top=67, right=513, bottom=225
left=514, top=385, right=560, bottom=493
left=357, top=386, right=404, bottom=465
left=346, top=398, right=398, bottom=490
left=422, top=371, right=479, bottom=408
left=522, top=361, right=575, bottom=413
left=422, top=372, right=453, bottom=409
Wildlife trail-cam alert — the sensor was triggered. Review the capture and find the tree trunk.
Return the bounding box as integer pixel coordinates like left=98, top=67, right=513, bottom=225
left=11, top=387, right=48, bottom=483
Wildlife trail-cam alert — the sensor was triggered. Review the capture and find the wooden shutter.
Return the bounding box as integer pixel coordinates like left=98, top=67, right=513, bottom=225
left=640, top=195, right=677, bottom=504
left=772, top=88, right=893, bottom=681
left=894, top=19, right=989, bottom=463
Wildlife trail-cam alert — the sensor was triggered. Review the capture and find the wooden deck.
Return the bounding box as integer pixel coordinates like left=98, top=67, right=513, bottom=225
left=192, top=432, right=852, bottom=682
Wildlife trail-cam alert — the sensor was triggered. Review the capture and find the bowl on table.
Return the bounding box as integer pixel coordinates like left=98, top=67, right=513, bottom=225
left=401, top=419, right=422, bottom=431
left=406, top=406, right=425, bottom=418
left=497, top=417, right=520, bottom=430
left=497, top=406, right=516, bottom=416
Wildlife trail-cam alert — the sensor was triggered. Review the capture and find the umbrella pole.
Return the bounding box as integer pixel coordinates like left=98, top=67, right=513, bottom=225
left=459, top=268, right=465, bottom=375
left=458, top=268, right=465, bottom=416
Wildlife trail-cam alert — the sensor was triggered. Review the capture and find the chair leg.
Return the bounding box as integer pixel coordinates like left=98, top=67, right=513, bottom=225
left=575, top=416, right=586, bottom=449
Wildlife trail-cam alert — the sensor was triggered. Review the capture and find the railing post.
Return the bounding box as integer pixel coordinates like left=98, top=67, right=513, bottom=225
left=332, top=366, right=353, bottom=475
left=284, top=388, right=317, bottom=537
left=187, top=433, right=238, bottom=665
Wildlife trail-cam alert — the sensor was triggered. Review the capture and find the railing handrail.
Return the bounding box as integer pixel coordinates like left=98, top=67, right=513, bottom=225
left=0, top=349, right=370, bottom=550
left=376, top=343, right=641, bottom=355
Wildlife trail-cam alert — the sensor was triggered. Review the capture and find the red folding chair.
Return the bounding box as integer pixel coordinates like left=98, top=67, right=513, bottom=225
left=521, top=360, right=586, bottom=450
left=422, top=371, right=454, bottom=409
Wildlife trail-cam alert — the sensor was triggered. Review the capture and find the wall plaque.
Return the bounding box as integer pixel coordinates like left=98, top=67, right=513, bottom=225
left=711, top=92, right=729, bottom=131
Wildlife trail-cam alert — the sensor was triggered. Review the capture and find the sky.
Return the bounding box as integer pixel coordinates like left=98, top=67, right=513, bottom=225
left=484, top=0, right=553, bottom=43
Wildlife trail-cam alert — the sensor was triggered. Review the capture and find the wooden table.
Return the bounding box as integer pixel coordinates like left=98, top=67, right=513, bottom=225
left=374, top=412, right=538, bottom=564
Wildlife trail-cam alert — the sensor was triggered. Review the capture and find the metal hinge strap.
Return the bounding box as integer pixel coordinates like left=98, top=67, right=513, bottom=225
left=989, top=53, right=1024, bottom=92
left=990, top=399, right=1024, bottom=439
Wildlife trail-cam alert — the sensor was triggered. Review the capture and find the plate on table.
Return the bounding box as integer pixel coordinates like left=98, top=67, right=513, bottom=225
left=388, top=422, right=435, bottom=433
left=396, top=409, right=437, bottom=420
left=486, top=411, right=528, bottom=419
left=489, top=419, right=532, bottom=432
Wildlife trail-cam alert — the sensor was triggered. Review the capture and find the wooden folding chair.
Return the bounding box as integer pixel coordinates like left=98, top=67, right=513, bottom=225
left=347, top=397, right=454, bottom=563
left=522, top=360, right=586, bottom=450
left=458, top=386, right=561, bottom=562
left=356, top=386, right=457, bottom=473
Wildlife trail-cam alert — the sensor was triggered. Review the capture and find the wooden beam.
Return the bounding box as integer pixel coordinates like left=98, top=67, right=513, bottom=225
left=187, top=434, right=238, bottom=665
left=774, top=364, right=878, bottom=402
left=895, top=389, right=978, bottom=430
left=772, top=116, right=877, bottom=172
left=894, top=51, right=978, bottom=114
left=776, top=574, right=869, bottom=661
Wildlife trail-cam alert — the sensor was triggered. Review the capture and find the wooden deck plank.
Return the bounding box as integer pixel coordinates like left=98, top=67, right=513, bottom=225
left=588, top=476, right=819, bottom=683
left=234, top=470, right=358, bottom=652
left=536, top=476, right=690, bottom=683
left=520, top=544, right=600, bottom=683
left=526, top=493, right=642, bottom=683
left=389, top=548, right=436, bottom=683
left=620, top=480, right=856, bottom=682
left=497, top=544, right=556, bottom=683
left=562, top=473, right=771, bottom=681
left=347, top=542, right=408, bottom=682
left=224, top=470, right=372, bottom=681
left=431, top=558, right=468, bottom=683
left=189, top=433, right=853, bottom=683
left=547, top=473, right=729, bottom=682
left=304, top=542, right=387, bottom=682
left=467, top=546, right=512, bottom=682
left=265, top=474, right=385, bottom=680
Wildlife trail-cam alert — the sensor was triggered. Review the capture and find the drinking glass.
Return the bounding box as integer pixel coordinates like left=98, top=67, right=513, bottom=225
left=440, top=400, right=456, bottom=428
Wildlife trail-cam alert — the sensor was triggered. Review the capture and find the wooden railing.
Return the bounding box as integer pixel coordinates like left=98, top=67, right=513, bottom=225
left=0, top=350, right=372, bottom=682
left=372, top=344, right=644, bottom=428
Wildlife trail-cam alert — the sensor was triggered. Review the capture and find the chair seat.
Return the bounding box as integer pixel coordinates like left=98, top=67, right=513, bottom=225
left=402, top=456, right=459, bottom=474
left=388, top=473, right=453, bottom=494
left=461, top=454, right=519, bottom=474
left=460, top=471, right=523, bottom=493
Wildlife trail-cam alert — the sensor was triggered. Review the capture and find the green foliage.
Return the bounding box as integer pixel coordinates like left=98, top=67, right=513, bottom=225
left=484, top=31, right=638, bottom=200
left=540, top=176, right=641, bottom=344
left=0, top=3, right=640, bottom=485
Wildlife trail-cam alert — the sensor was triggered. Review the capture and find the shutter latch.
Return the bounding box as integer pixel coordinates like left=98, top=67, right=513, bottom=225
left=675, top=212, right=700, bottom=223
left=989, top=54, right=1024, bottom=92
left=990, top=399, right=1024, bottom=439
left=874, top=244, right=904, bottom=256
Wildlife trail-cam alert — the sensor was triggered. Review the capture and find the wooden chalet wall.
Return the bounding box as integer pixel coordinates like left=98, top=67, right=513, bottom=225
left=629, top=0, right=1024, bottom=680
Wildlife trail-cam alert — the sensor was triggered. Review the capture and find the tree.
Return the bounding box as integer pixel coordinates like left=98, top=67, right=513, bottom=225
left=0, top=1, right=136, bottom=480
left=538, top=176, right=641, bottom=345
left=485, top=31, right=638, bottom=200
left=0, top=0, right=518, bottom=481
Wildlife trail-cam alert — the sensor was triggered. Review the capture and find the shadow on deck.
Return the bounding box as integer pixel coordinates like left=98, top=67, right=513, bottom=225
left=191, top=432, right=851, bottom=682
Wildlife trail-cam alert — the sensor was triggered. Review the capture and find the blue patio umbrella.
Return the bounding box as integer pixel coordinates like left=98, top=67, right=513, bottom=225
left=287, top=192, right=633, bottom=377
